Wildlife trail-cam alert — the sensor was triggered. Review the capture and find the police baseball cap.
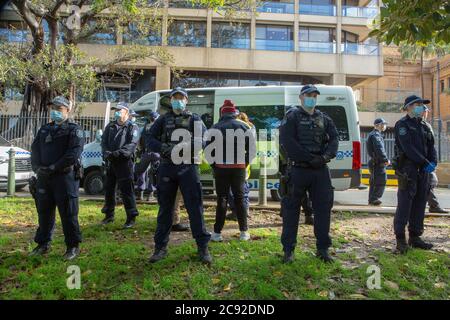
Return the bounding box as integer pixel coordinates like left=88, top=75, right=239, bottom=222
left=170, top=87, right=188, bottom=98
left=300, top=84, right=320, bottom=95
left=112, top=102, right=129, bottom=111
left=374, top=118, right=387, bottom=125
left=402, top=95, right=430, bottom=110
left=49, top=96, right=70, bottom=109
left=149, top=111, right=159, bottom=121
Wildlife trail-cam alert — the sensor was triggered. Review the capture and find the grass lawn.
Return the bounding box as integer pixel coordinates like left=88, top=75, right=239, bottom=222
left=0, top=197, right=448, bottom=300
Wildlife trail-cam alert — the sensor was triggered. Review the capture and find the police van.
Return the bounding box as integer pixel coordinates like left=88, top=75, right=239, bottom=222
left=131, top=85, right=361, bottom=200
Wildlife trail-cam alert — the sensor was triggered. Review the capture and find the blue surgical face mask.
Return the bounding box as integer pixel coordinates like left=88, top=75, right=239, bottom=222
left=114, top=111, right=121, bottom=121
left=413, top=105, right=425, bottom=117
left=50, top=110, right=65, bottom=123
left=303, top=97, right=317, bottom=109
left=171, top=99, right=186, bottom=111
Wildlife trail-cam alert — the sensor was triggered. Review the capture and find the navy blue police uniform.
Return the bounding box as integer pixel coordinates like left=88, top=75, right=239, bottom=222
left=279, top=85, right=338, bottom=261
left=393, top=114, right=437, bottom=240
left=366, top=118, right=389, bottom=204
left=147, top=105, right=211, bottom=253
left=101, top=118, right=140, bottom=223
left=31, top=118, right=84, bottom=249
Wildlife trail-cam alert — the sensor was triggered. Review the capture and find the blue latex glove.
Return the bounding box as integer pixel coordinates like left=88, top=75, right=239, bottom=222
left=424, top=162, right=436, bottom=173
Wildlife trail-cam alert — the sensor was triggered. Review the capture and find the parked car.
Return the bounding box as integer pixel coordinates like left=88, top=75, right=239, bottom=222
left=0, top=135, right=34, bottom=191
left=80, top=130, right=105, bottom=195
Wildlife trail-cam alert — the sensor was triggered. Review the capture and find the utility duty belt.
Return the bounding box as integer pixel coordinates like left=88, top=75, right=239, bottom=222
left=288, top=160, right=312, bottom=168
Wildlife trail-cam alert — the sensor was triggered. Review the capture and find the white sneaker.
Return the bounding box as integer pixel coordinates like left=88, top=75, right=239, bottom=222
left=240, top=231, right=251, bottom=241
left=211, top=232, right=223, bottom=242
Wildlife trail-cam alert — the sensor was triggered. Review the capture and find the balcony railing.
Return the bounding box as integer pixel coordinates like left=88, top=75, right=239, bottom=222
left=212, top=38, right=251, bottom=49
left=341, top=43, right=379, bottom=55
left=257, top=1, right=295, bottom=14
left=255, top=39, right=294, bottom=51
left=299, top=4, right=336, bottom=16
left=299, top=41, right=336, bottom=53
left=342, top=6, right=379, bottom=18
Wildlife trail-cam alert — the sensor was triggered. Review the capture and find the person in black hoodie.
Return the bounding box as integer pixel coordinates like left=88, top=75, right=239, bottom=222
left=206, top=100, right=256, bottom=242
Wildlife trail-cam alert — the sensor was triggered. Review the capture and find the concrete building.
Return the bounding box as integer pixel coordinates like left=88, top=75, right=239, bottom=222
left=1, top=0, right=383, bottom=114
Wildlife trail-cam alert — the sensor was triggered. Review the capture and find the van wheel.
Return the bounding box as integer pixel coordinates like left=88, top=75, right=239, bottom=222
left=270, top=189, right=281, bottom=202
left=83, top=170, right=105, bottom=195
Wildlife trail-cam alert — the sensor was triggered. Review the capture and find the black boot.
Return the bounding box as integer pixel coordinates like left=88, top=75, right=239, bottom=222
left=429, top=206, right=449, bottom=214
left=149, top=248, right=168, bottom=263
left=198, top=247, right=213, bottom=265
left=123, top=217, right=136, bottom=229
left=171, top=223, right=190, bottom=232
left=396, top=237, right=409, bottom=254
left=369, top=199, right=382, bottom=206
left=408, top=236, right=433, bottom=250
left=226, top=212, right=237, bottom=221
left=101, top=214, right=114, bottom=225
left=63, top=247, right=80, bottom=261
left=29, top=243, right=51, bottom=256
left=304, top=215, right=314, bottom=225
left=282, top=250, right=294, bottom=264
left=316, top=249, right=334, bottom=263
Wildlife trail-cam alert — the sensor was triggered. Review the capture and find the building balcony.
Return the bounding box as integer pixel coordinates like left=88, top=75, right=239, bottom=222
left=299, top=4, right=336, bottom=16
left=255, top=39, right=294, bottom=51
left=342, top=6, right=378, bottom=19
left=299, top=41, right=336, bottom=54
left=257, top=1, right=295, bottom=14
left=341, top=43, right=379, bottom=56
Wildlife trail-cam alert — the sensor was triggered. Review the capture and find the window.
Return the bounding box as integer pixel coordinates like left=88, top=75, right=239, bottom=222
left=299, top=27, right=335, bottom=53
left=122, top=23, right=162, bottom=46
left=316, top=105, right=349, bottom=141
left=80, top=21, right=116, bottom=45
left=256, top=25, right=294, bottom=51
left=440, top=80, right=445, bottom=93
left=448, top=78, right=450, bottom=89
left=0, top=21, right=28, bottom=42
left=299, top=0, right=336, bottom=16
left=211, top=22, right=250, bottom=49
left=168, top=20, right=206, bottom=47
left=236, top=105, right=286, bottom=139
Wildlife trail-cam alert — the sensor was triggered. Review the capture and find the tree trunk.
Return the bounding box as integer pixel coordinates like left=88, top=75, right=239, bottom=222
left=420, top=47, right=424, bottom=98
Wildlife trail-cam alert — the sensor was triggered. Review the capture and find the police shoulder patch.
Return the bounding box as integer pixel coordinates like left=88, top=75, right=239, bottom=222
left=398, top=126, right=407, bottom=136
left=133, top=129, right=138, bottom=137
left=76, top=129, right=84, bottom=138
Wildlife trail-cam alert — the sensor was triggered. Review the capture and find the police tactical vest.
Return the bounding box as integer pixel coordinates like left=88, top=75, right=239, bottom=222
left=294, top=111, right=327, bottom=155
left=161, top=111, right=193, bottom=143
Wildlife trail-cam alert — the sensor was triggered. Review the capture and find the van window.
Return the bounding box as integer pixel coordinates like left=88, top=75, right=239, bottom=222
left=317, top=105, right=349, bottom=141
left=188, top=91, right=215, bottom=129
left=236, top=105, right=285, bottom=140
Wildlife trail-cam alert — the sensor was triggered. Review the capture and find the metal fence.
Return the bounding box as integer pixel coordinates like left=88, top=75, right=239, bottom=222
left=0, top=115, right=106, bottom=150
left=361, top=130, right=450, bottom=165
left=1, top=114, right=449, bottom=163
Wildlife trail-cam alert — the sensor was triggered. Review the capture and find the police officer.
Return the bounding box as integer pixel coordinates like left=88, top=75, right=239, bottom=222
left=393, top=95, right=437, bottom=254
left=30, top=96, right=84, bottom=260
left=367, top=118, right=390, bottom=206
left=279, top=105, right=315, bottom=225
left=101, top=102, right=140, bottom=228
left=143, top=97, right=190, bottom=231
left=147, top=87, right=212, bottom=264
left=279, top=85, right=339, bottom=263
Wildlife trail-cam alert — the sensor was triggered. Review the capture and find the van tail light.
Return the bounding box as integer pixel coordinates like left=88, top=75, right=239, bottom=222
left=352, top=141, right=361, bottom=170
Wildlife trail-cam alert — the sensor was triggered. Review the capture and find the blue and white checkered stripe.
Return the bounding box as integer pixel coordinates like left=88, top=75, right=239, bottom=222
left=81, top=151, right=102, bottom=159
left=336, top=150, right=353, bottom=160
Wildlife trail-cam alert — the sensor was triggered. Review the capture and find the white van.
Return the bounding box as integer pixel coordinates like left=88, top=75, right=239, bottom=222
left=132, top=85, right=361, bottom=200
left=0, top=135, right=34, bottom=191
